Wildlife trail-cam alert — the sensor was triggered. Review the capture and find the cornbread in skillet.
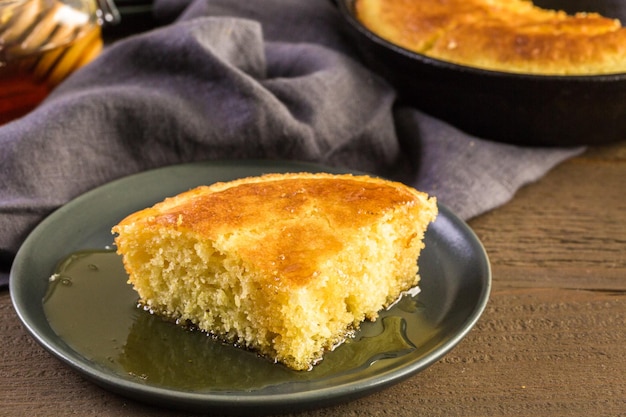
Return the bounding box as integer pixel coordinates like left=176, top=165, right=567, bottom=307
left=355, top=0, right=626, bottom=75
left=112, top=172, right=438, bottom=371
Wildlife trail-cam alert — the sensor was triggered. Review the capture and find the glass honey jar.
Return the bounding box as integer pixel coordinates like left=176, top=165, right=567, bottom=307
left=0, top=0, right=119, bottom=124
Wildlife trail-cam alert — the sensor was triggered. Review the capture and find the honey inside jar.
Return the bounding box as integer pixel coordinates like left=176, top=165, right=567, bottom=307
left=0, top=0, right=112, bottom=125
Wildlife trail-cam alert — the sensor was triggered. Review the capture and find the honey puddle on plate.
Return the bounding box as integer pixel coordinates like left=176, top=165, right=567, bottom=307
left=43, top=249, right=434, bottom=392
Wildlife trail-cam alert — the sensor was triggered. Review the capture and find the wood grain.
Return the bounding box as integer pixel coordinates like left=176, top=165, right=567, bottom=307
left=1, top=142, right=625, bottom=417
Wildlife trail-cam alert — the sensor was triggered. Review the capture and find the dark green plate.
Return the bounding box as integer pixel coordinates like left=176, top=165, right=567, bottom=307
left=10, top=160, right=491, bottom=416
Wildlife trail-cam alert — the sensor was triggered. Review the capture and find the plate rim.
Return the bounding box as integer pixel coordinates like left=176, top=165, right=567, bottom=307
left=10, top=159, right=491, bottom=414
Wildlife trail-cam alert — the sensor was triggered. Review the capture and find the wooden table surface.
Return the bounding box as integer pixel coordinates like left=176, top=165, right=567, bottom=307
left=1, top=142, right=625, bottom=417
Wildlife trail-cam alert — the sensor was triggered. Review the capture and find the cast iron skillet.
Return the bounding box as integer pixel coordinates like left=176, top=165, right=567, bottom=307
left=334, top=0, right=626, bottom=146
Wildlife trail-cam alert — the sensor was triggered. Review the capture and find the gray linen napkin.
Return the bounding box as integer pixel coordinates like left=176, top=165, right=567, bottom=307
left=0, top=0, right=583, bottom=287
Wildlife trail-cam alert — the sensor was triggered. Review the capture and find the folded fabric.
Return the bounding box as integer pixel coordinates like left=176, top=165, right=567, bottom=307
left=0, top=0, right=583, bottom=287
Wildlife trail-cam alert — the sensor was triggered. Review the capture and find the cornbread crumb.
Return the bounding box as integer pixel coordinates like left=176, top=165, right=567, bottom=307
left=112, top=172, right=437, bottom=371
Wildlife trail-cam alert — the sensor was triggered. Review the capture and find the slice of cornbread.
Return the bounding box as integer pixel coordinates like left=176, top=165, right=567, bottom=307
left=112, top=172, right=438, bottom=371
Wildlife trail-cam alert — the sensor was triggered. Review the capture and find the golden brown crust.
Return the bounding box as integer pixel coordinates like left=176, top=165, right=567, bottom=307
left=355, top=0, right=626, bottom=75
left=114, top=172, right=431, bottom=288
